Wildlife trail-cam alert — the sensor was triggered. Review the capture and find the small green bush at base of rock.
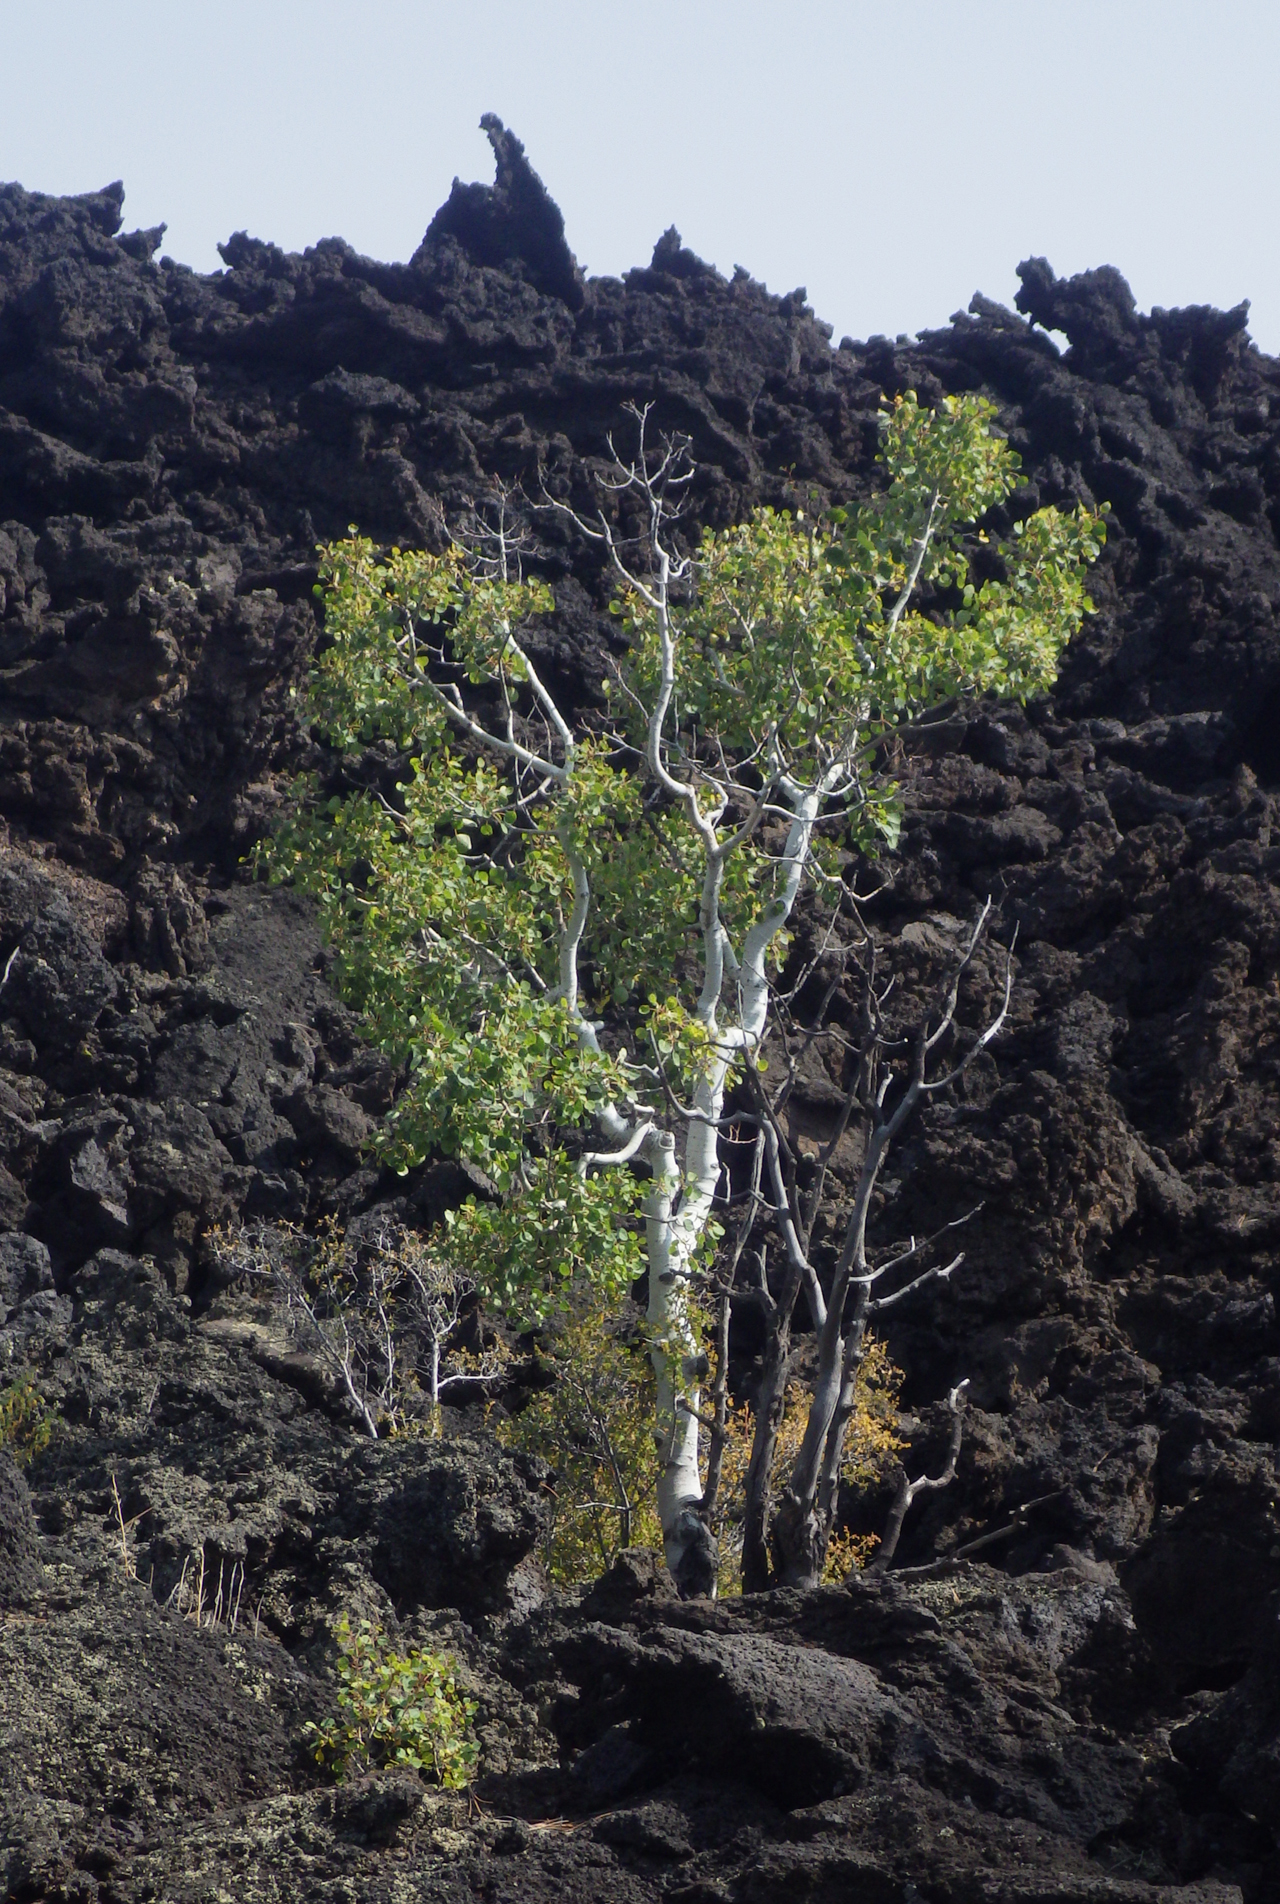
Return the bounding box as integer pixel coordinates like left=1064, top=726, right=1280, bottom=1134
left=0, top=1371, right=51, bottom=1468
left=305, top=1614, right=478, bottom=1789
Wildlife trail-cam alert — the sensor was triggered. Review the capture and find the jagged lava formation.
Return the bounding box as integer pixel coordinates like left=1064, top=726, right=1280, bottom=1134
left=2, top=117, right=1280, bottom=1903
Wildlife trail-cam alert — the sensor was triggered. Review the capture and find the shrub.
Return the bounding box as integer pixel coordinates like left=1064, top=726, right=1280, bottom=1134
left=498, top=1300, right=663, bottom=1583
left=304, top=1614, right=478, bottom=1786
left=0, top=1370, right=52, bottom=1467
left=710, top=1338, right=904, bottom=1592
left=209, top=1218, right=506, bottom=1438
left=500, top=1302, right=903, bottom=1592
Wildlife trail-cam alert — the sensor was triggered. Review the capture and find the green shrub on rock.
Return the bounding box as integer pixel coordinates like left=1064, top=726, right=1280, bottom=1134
left=0, top=1371, right=51, bottom=1468
left=305, top=1613, right=478, bottom=1788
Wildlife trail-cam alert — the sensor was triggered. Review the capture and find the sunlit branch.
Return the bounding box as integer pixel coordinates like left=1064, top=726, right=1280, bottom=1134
left=866, top=1250, right=964, bottom=1312
left=885, top=489, right=941, bottom=637
left=578, top=1122, right=658, bottom=1172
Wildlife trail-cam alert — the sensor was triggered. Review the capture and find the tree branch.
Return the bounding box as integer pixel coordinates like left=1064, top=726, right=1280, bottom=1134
left=866, top=1380, right=969, bottom=1572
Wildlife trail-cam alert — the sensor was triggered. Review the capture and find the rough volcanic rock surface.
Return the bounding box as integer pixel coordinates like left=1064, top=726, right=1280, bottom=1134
left=2, top=122, right=1280, bottom=1902
left=0, top=1447, right=41, bottom=1606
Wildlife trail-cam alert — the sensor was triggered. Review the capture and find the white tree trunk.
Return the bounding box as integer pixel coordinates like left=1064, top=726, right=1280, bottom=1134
left=643, top=1130, right=704, bottom=1568
left=634, top=784, right=824, bottom=1593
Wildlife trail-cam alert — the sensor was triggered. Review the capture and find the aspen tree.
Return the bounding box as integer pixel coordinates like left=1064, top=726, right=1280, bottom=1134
left=268, top=396, right=1104, bottom=1591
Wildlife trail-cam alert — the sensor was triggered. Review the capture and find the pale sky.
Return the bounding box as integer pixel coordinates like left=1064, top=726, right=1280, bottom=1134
left=3, top=1, right=1278, bottom=353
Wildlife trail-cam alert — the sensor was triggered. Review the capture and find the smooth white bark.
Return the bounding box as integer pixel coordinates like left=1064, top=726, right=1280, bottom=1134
left=641, top=1128, right=704, bottom=1567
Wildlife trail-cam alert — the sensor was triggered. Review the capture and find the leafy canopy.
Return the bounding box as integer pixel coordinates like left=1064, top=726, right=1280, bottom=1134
left=619, top=393, right=1098, bottom=792
left=265, top=392, right=1104, bottom=1323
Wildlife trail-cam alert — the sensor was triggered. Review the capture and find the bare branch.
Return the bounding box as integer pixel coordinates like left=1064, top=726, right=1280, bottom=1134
left=758, top=1114, right=827, bottom=1330
left=922, top=922, right=1018, bottom=1091
left=579, top=1121, right=657, bottom=1172
left=867, top=1380, right=969, bottom=1572
left=865, top=1249, right=964, bottom=1312
left=888, top=1490, right=1068, bottom=1581
left=923, top=898, right=993, bottom=1051
left=862, top=1206, right=982, bottom=1281
left=416, top=662, right=563, bottom=783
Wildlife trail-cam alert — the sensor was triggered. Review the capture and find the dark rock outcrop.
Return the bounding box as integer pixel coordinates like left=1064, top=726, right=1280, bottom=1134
left=0, top=1447, right=40, bottom=1605
left=2, top=123, right=1280, bottom=1901
left=420, top=114, right=586, bottom=311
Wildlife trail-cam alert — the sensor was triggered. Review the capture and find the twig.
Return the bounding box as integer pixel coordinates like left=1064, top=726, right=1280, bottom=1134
left=109, top=1474, right=140, bottom=1581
